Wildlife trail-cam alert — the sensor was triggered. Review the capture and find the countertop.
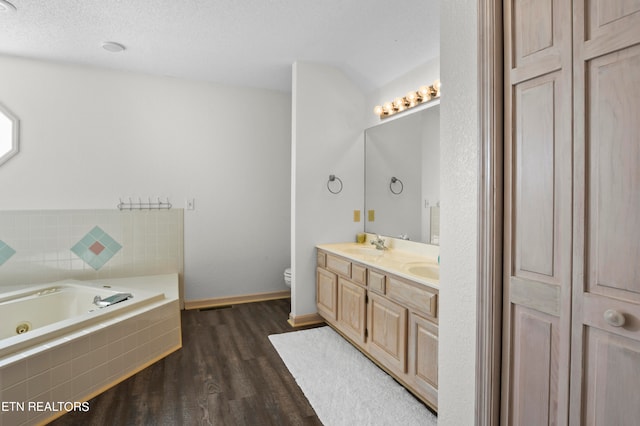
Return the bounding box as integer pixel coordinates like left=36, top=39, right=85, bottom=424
left=317, top=242, right=439, bottom=289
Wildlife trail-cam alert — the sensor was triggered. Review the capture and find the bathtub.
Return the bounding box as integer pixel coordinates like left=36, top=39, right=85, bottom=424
left=0, top=275, right=182, bottom=426
left=0, top=280, right=163, bottom=359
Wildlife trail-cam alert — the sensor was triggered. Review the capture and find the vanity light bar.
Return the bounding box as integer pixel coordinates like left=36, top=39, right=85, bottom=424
left=374, top=79, right=441, bottom=119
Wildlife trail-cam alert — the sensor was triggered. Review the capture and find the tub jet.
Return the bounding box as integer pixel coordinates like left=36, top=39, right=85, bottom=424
left=15, top=322, right=31, bottom=334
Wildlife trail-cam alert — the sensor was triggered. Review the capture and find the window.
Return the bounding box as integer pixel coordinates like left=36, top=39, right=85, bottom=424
left=0, top=102, right=19, bottom=167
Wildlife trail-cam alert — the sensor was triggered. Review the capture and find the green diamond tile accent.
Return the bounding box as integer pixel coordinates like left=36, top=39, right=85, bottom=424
left=0, top=240, right=16, bottom=267
left=71, top=226, right=122, bottom=270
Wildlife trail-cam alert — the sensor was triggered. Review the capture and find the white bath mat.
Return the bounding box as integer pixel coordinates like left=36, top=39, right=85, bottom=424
left=269, top=326, right=437, bottom=426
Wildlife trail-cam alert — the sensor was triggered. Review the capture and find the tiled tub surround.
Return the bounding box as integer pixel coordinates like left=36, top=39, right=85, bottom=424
left=0, top=274, right=182, bottom=426
left=0, top=209, right=184, bottom=289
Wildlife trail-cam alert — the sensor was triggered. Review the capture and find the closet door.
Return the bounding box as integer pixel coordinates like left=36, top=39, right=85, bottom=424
left=501, top=0, right=573, bottom=424
left=570, top=2, right=640, bottom=425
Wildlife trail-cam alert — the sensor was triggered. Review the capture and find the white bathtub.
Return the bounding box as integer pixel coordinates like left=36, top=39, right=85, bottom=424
left=0, top=280, right=163, bottom=359
left=0, top=275, right=182, bottom=426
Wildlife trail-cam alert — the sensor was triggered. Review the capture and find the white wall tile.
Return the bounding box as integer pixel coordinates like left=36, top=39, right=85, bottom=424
left=0, top=209, right=184, bottom=288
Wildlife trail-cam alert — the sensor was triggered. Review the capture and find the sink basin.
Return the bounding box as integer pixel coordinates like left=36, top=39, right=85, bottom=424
left=404, top=263, right=439, bottom=281
left=343, top=247, right=384, bottom=256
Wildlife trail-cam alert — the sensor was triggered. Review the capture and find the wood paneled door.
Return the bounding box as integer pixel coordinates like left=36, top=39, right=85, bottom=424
left=569, top=1, right=640, bottom=424
left=502, top=0, right=573, bottom=423
left=502, top=0, right=640, bottom=424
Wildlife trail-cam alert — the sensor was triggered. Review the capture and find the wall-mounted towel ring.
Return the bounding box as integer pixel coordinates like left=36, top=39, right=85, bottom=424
left=327, top=174, right=343, bottom=194
left=390, top=177, right=404, bottom=194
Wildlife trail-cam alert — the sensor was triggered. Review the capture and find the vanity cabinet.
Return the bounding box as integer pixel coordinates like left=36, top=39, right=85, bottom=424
left=316, top=248, right=439, bottom=410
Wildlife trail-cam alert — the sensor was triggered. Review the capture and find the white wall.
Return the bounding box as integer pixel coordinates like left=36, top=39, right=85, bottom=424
left=291, top=61, right=366, bottom=318
left=0, top=55, right=292, bottom=301
left=439, top=1, right=479, bottom=425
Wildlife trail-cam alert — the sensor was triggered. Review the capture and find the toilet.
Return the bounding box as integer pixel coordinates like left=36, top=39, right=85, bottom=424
left=284, top=267, right=292, bottom=288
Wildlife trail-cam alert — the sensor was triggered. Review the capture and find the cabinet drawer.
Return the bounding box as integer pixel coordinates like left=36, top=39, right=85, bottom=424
left=326, top=254, right=351, bottom=277
left=351, top=263, right=367, bottom=286
left=368, top=269, right=386, bottom=294
left=387, top=276, right=437, bottom=319
left=317, top=250, right=326, bottom=268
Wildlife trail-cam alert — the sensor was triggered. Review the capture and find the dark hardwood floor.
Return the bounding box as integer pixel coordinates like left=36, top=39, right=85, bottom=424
left=49, top=299, right=323, bottom=426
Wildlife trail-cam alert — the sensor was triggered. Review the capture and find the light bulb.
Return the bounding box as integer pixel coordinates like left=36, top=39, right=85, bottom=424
left=374, top=105, right=383, bottom=116
left=433, top=79, right=441, bottom=96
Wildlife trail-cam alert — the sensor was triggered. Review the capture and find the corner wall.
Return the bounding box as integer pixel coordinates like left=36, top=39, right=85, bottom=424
left=439, top=1, right=479, bottom=424
left=290, top=62, right=366, bottom=318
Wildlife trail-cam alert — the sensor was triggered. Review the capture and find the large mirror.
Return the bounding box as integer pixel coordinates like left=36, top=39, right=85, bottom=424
left=364, top=103, right=440, bottom=244
left=0, top=102, right=19, bottom=167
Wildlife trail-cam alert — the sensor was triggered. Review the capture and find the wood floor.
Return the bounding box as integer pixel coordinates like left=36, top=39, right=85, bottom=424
left=50, top=299, right=323, bottom=426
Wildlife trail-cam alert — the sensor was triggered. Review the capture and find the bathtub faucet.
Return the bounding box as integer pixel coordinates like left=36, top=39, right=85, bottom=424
left=93, top=293, right=133, bottom=308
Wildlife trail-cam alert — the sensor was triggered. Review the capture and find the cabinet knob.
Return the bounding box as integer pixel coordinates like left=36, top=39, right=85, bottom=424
left=603, top=309, right=625, bottom=327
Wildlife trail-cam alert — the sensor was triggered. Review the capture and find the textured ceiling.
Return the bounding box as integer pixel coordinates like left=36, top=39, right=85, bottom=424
left=0, top=0, right=439, bottom=92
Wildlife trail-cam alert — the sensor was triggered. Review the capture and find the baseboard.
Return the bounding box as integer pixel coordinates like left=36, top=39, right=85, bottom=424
left=288, top=312, right=325, bottom=327
left=184, top=290, right=291, bottom=310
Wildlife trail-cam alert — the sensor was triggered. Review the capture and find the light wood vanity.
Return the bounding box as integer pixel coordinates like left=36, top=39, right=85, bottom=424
left=316, top=242, right=439, bottom=411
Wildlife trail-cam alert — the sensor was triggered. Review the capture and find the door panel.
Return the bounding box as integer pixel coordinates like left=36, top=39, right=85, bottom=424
left=511, top=0, right=564, bottom=71
left=510, top=306, right=559, bottom=426
left=590, top=0, right=640, bottom=28
left=582, top=328, right=640, bottom=425
left=514, top=74, right=558, bottom=278
left=587, top=44, right=640, bottom=299
left=570, top=0, right=640, bottom=424
left=514, top=0, right=553, bottom=57
left=587, top=0, right=640, bottom=43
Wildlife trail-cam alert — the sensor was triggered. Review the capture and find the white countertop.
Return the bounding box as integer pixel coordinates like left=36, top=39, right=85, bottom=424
left=317, top=242, right=439, bottom=289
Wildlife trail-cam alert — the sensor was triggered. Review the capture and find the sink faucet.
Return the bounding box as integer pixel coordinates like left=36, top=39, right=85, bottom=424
left=371, top=235, right=387, bottom=250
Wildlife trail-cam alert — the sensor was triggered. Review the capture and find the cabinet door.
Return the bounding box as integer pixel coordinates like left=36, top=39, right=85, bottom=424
left=317, top=267, right=337, bottom=321
left=408, top=312, right=438, bottom=409
left=367, top=292, right=407, bottom=374
left=337, top=277, right=366, bottom=344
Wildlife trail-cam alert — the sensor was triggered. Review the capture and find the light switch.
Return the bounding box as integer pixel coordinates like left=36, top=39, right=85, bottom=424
left=353, top=210, right=361, bottom=222
left=368, top=210, right=375, bottom=222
